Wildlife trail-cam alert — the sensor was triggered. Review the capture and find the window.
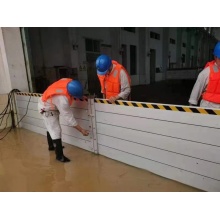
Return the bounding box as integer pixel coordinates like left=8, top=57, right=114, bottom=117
left=191, top=45, right=194, bottom=50
left=150, top=32, right=160, bottom=40
left=85, top=39, right=100, bottom=52
left=130, top=45, right=136, bottom=75
left=122, top=27, right=135, bottom=33
left=182, top=43, right=186, bottom=48
left=170, top=38, right=175, bottom=44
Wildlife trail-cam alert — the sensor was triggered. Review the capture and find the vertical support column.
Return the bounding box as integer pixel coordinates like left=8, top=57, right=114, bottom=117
left=176, top=28, right=182, bottom=68
left=138, top=27, right=146, bottom=84
left=162, top=27, right=169, bottom=80
left=0, top=27, right=29, bottom=92
left=0, top=28, right=12, bottom=93
left=21, top=27, right=36, bottom=92
left=88, top=97, right=98, bottom=154
left=200, top=33, right=205, bottom=66
left=186, top=28, right=192, bottom=67
left=194, top=30, right=200, bottom=67
left=20, top=27, right=34, bottom=92
left=67, top=27, right=79, bottom=68
left=145, top=27, right=151, bottom=84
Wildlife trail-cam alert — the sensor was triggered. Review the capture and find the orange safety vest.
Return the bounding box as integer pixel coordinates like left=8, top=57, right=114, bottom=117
left=97, top=60, right=131, bottom=99
left=202, top=63, right=220, bottom=103
left=204, top=60, right=215, bottom=68
left=42, top=78, right=74, bottom=105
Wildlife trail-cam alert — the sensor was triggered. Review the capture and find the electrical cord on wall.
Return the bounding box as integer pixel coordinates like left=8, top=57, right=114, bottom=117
left=0, top=89, right=31, bottom=140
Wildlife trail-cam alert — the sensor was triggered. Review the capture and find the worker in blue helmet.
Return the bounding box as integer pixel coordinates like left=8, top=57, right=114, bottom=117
left=38, top=78, right=89, bottom=163
left=189, top=42, right=220, bottom=108
left=96, top=54, right=131, bottom=103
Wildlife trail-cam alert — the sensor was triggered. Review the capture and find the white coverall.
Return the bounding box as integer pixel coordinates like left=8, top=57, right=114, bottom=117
left=38, top=95, right=78, bottom=139
left=188, top=62, right=220, bottom=108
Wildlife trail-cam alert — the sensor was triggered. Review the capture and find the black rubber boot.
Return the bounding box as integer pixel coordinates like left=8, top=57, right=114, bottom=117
left=53, top=139, right=70, bottom=163
left=47, top=132, right=64, bottom=151
left=47, top=131, right=55, bottom=151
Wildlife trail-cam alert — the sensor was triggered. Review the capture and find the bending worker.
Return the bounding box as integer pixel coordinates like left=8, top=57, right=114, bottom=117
left=189, top=42, right=220, bottom=108
left=38, top=78, right=89, bottom=163
left=96, top=54, right=131, bottom=103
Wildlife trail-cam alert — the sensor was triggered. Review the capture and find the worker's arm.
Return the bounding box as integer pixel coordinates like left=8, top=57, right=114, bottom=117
left=108, top=69, right=131, bottom=103
left=53, top=96, right=89, bottom=136
left=74, top=124, right=89, bottom=136
left=188, top=67, right=210, bottom=106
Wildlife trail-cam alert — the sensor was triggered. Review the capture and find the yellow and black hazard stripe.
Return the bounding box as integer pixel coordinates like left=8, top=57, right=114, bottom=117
left=17, top=92, right=42, bottom=97
left=94, top=98, right=220, bottom=115
left=16, top=92, right=88, bottom=101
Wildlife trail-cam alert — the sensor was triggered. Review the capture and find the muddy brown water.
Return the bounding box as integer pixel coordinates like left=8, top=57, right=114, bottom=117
left=0, top=128, right=201, bottom=192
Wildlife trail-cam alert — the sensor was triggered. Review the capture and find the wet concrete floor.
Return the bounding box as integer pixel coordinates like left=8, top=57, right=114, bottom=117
left=0, top=128, right=202, bottom=192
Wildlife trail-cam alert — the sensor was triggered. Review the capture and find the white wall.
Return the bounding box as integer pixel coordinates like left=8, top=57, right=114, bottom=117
left=0, top=27, right=28, bottom=129
left=0, top=28, right=12, bottom=93
left=0, top=28, right=29, bottom=93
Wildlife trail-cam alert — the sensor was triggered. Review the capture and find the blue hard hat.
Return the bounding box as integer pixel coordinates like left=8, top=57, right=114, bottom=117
left=213, top=42, right=220, bottom=58
left=96, top=54, right=112, bottom=75
left=67, top=80, right=83, bottom=99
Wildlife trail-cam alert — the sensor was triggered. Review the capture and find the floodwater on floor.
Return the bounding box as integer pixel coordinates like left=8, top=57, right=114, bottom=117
left=0, top=128, right=202, bottom=192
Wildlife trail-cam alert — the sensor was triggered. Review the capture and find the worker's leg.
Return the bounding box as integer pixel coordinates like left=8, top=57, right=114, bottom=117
left=47, top=131, right=55, bottom=151
left=47, top=131, right=64, bottom=151
left=41, top=112, right=70, bottom=162
left=53, top=138, right=70, bottom=162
